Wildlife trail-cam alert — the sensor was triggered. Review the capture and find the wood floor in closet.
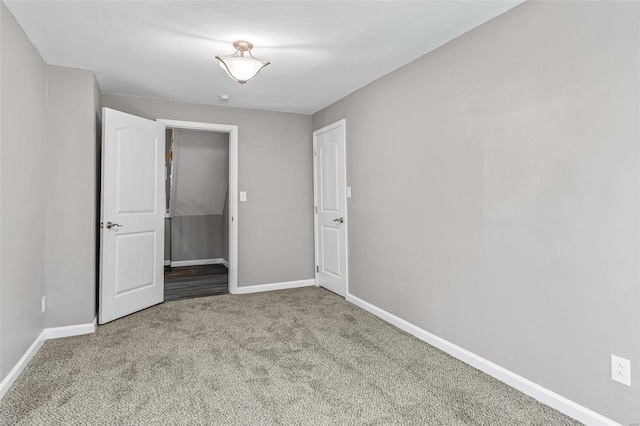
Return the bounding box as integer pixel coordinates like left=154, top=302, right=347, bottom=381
left=164, top=264, right=229, bottom=301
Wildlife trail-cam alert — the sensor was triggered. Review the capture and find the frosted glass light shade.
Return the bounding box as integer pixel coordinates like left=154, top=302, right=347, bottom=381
left=216, top=41, right=270, bottom=85
left=218, top=57, right=268, bottom=84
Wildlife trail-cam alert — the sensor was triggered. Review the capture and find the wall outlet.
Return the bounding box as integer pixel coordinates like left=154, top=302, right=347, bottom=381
left=239, top=191, right=247, bottom=202
left=611, top=354, right=631, bottom=386
left=41, top=296, right=46, bottom=314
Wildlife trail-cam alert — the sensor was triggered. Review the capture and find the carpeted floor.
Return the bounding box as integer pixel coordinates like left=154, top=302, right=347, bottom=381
left=0, top=287, right=580, bottom=425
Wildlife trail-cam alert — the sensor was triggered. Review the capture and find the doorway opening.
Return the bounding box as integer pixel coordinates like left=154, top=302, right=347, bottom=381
left=158, top=119, right=239, bottom=299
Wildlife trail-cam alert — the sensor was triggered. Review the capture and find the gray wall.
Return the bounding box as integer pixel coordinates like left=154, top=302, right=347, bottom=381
left=172, top=129, right=228, bottom=217
left=169, top=129, right=228, bottom=262
left=313, top=2, right=639, bottom=423
left=164, top=219, right=171, bottom=262
left=164, top=129, right=172, bottom=262
left=44, top=65, right=99, bottom=328
left=94, top=76, right=102, bottom=315
left=165, top=129, right=172, bottom=212
left=222, top=188, right=229, bottom=262
left=171, top=215, right=225, bottom=261
left=0, top=2, right=47, bottom=379
left=1, top=1, right=3, bottom=377
left=102, top=95, right=313, bottom=286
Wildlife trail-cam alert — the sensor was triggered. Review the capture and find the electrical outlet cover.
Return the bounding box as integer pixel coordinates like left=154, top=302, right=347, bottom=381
left=611, top=354, right=631, bottom=386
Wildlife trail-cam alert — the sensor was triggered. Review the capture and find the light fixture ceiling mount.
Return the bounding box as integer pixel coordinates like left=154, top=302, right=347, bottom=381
left=215, top=40, right=270, bottom=85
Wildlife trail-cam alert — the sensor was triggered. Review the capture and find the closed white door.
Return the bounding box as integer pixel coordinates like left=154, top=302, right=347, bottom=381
left=99, top=108, right=166, bottom=324
left=313, top=120, right=347, bottom=297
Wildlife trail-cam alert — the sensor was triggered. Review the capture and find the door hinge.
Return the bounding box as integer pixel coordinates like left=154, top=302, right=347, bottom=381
left=316, top=265, right=319, bottom=273
left=314, top=148, right=318, bottom=157
left=314, top=206, right=317, bottom=214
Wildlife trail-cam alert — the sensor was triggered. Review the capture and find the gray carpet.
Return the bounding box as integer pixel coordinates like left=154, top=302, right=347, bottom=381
left=0, top=287, right=580, bottom=425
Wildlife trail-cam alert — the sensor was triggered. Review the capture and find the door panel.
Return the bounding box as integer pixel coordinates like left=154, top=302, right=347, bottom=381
left=100, top=107, right=165, bottom=324
left=114, top=231, right=156, bottom=296
left=320, top=141, right=339, bottom=212
left=321, top=226, right=341, bottom=277
left=116, top=129, right=158, bottom=213
left=314, top=120, right=347, bottom=297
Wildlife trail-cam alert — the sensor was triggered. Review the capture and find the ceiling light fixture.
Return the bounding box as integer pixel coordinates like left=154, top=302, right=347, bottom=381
left=215, top=41, right=270, bottom=85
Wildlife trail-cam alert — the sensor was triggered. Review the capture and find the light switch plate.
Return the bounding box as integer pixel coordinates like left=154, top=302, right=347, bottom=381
left=239, top=191, right=247, bottom=202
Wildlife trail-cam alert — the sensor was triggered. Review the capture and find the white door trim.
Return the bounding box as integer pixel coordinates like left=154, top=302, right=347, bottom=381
left=313, top=119, right=349, bottom=296
left=156, top=119, right=239, bottom=294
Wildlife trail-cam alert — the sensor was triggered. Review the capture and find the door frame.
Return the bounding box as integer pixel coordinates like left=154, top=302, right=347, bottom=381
left=312, top=119, right=348, bottom=296
left=157, top=119, right=239, bottom=294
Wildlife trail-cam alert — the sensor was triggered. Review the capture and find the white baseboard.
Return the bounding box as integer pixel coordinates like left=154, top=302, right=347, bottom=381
left=0, top=319, right=97, bottom=400
left=46, top=318, right=96, bottom=340
left=164, top=260, right=171, bottom=266
left=221, top=259, right=229, bottom=268
left=233, top=279, right=315, bottom=295
left=346, top=293, right=619, bottom=426
left=170, top=258, right=226, bottom=267
left=0, top=330, right=47, bottom=400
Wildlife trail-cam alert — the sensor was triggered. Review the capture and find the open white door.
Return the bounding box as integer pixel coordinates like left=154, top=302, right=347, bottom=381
left=313, top=119, right=348, bottom=297
left=99, top=108, right=166, bottom=324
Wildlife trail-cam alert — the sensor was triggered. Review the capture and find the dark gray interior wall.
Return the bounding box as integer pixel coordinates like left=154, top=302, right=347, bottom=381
left=1, top=2, right=3, bottom=376
left=164, top=129, right=172, bottom=262
left=222, top=188, right=229, bottom=262
left=312, top=2, right=639, bottom=423
left=172, top=130, right=228, bottom=217
left=169, top=129, right=228, bottom=262
left=164, top=219, right=171, bottom=262
left=44, top=65, right=99, bottom=328
left=171, top=215, right=225, bottom=261
left=102, top=95, right=313, bottom=286
left=165, top=128, right=172, bottom=212
left=93, top=76, right=102, bottom=316
left=0, top=2, right=47, bottom=380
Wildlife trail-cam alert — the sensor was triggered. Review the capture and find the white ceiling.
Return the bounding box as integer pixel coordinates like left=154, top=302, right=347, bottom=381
left=5, top=1, right=523, bottom=115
